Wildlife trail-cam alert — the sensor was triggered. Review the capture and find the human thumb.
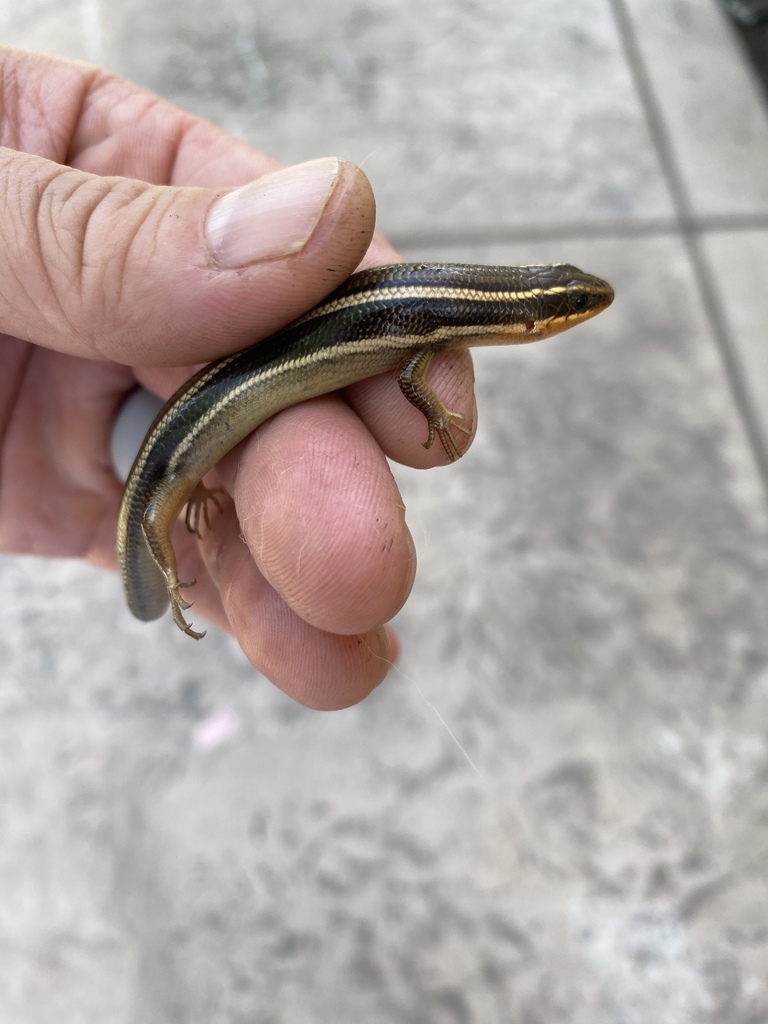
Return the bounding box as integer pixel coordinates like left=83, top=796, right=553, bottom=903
left=0, top=152, right=375, bottom=366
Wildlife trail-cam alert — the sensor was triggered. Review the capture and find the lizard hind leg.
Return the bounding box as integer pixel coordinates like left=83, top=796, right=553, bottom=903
left=142, top=491, right=207, bottom=640
left=169, top=577, right=206, bottom=640
left=398, top=350, right=473, bottom=462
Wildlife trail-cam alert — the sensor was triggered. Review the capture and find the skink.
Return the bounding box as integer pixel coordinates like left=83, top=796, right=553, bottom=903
left=117, top=261, right=614, bottom=638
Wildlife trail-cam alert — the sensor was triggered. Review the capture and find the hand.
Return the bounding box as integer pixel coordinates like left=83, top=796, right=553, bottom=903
left=0, top=48, right=476, bottom=709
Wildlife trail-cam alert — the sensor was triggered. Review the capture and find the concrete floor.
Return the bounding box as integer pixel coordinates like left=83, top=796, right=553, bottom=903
left=2, top=1, right=768, bottom=1022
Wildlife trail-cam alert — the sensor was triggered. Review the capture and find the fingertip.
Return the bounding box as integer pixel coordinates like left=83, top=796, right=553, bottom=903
left=223, top=397, right=415, bottom=635
left=196, top=488, right=398, bottom=710
left=346, top=347, right=478, bottom=468
left=293, top=625, right=394, bottom=711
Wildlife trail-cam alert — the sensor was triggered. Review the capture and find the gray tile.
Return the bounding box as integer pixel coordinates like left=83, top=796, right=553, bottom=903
left=700, top=229, right=768, bottom=450
left=0, top=0, right=91, bottom=61
left=623, top=0, right=768, bottom=216
left=0, top=0, right=674, bottom=234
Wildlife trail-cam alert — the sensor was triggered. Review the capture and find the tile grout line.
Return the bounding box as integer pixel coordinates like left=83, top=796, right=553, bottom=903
left=391, top=212, right=768, bottom=250
left=607, top=0, right=768, bottom=499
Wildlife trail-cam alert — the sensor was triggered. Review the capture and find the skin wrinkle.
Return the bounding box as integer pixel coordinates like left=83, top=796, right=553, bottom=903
left=48, top=172, right=95, bottom=283
left=0, top=65, right=11, bottom=122
left=164, top=116, right=205, bottom=186
left=3, top=58, right=85, bottom=159
left=60, top=179, right=118, bottom=346
left=62, top=67, right=106, bottom=165
left=77, top=179, right=161, bottom=353
left=0, top=158, right=40, bottom=326
left=87, top=186, right=165, bottom=352
left=0, top=63, right=26, bottom=150
left=37, top=69, right=88, bottom=160
left=28, top=170, right=177, bottom=359
left=0, top=339, right=33, bottom=547
left=128, top=95, right=185, bottom=184
left=69, top=75, right=168, bottom=172
left=191, top=134, right=278, bottom=190
left=20, top=164, right=90, bottom=344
